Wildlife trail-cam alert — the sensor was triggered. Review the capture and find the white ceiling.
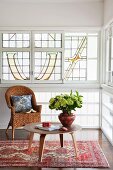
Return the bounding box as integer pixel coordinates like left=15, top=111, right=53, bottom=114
left=0, top=0, right=104, bottom=3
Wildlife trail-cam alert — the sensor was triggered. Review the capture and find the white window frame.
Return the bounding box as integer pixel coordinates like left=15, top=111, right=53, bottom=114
left=104, top=23, right=113, bottom=87
left=0, top=28, right=100, bottom=85
left=1, top=30, right=31, bottom=84
left=63, top=31, right=100, bottom=84
left=32, top=30, right=64, bottom=84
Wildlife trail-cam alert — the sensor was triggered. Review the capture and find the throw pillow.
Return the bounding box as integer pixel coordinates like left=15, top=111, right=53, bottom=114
left=11, top=94, right=32, bottom=113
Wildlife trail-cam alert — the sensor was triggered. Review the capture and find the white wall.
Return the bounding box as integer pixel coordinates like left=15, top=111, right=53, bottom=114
left=0, top=0, right=103, bottom=27
left=0, top=88, right=10, bottom=129
left=104, top=0, right=113, bottom=25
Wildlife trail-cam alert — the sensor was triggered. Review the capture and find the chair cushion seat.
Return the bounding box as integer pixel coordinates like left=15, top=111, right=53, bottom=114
left=11, top=95, right=32, bottom=113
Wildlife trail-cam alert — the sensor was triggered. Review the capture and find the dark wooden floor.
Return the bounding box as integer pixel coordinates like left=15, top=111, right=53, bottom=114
left=0, top=128, right=113, bottom=170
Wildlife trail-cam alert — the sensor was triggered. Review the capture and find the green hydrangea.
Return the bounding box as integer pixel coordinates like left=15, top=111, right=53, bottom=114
left=49, top=90, right=83, bottom=115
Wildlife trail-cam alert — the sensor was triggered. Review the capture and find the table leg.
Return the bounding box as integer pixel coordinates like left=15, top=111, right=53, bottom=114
left=39, top=134, right=46, bottom=162
left=59, top=134, right=63, bottom=147
left=70, top=132, right=78, bottom=157
left=28, top=132, right=34, bottom=150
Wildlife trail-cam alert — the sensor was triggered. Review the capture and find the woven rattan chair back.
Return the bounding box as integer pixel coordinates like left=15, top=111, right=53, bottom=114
left=5, top=85, right=37, bottom=109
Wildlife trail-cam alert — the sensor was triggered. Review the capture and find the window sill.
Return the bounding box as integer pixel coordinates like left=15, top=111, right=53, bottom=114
left=0, top=82, right=100, bottom=90
left=101, top=84, right=113, bottom=94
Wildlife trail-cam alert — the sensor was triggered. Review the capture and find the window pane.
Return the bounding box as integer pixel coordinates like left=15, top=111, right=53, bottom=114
left=87, top=37, right=98, bottom=58
left=2, top=52, right=30, bottom=80
left=65, top=33, right=98, bottom=81
left=3, top=41, right=8, bottom=47
left=2, top=33, right=30, bottom=48
left=64, top=33, right=87, bottom=80
left=35, top=90, right=99, bottom=128
left=10, top=41, right=15, bottom=47
left=34, top=52, right=62, bottom=81
left=34, top=33, right=62, bottom=48
left=3, top=34, right=8, bottom=40
left=87, top=60, right=97, bottom=80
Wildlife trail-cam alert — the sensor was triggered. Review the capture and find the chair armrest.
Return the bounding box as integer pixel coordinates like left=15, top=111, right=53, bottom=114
left=33, top=105, right=42, bottom=113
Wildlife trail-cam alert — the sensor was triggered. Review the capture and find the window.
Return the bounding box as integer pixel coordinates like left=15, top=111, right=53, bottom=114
left=64, top=33, right=98, bottom=81
left=2, top=32, right=30, bottom=81
left=0, top=31, right=99, bottom=83
left=102, top=91, right=113, bottom=142
left=35, top=90, right=99, bottom=128
left=34, top=33, right=62, bottom=48
left=33, top=32, right=63, bottom=82
left=105, top=23, right=113, bottom=86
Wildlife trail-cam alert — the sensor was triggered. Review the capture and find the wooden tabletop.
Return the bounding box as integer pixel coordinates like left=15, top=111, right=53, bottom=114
left=24, top=122, right=82, bottom=135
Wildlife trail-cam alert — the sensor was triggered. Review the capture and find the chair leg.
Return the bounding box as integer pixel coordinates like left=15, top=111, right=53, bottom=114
left=12, top=126, right=15, bottom=140
left=5, top=121, right=11, bottom=134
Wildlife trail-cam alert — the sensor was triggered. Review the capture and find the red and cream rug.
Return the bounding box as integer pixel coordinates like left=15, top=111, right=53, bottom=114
left=0, top=140, right=109, bottom=168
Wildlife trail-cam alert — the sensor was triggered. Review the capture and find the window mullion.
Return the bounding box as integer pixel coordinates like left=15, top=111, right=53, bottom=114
left=62, top=32, right=65, bottom=83
left=30, top=31, right=34, bottom=83
left=1, top=48, right=31, bottom=52
left=97, top=32, right=100, bottom=83
left=34, top=47, right=63, bottom=52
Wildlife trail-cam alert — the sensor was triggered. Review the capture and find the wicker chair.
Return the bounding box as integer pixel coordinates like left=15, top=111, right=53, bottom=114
left=5, top=85, right=42, bottom=139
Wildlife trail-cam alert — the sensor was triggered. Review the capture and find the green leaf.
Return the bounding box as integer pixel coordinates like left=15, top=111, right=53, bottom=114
left=48, top=90, right=83, bottom=114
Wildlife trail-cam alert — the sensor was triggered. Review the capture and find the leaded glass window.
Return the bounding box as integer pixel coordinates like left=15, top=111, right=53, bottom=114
left=34, top=32, right=62, bottom=81
left=64, top=33, right=98, bottom=81
left=34, top=52, right=61, bottom=80
left=2, top=52, right=30, bottom=80
left=3, top=33, right=30, bottom=48
left=1, top=31, right=99, bottom=83
left=2, top=32, right=30, bottom=81
left=34, top=33, right=62, bottom=48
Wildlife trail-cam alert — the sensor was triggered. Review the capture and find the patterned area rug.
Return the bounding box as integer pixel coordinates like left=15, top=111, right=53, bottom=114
left=0, top=140, right=109, bottom=168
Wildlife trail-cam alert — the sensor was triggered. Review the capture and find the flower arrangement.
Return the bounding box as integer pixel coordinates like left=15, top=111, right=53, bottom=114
left=49, top=90, right=83, bottom=115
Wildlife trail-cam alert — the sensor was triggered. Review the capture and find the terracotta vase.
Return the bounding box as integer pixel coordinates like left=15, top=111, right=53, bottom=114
left=58, top=113, right=75, bottom=127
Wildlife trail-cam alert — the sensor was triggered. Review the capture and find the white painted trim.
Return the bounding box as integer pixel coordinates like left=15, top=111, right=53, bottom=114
left=102, top=115, right=113, bottom=128
left=102, top=29, right=106, bottom=84
left=82, top=126, right=100, bottom=129
left=104, top=18, right=113, bottom=30
left=101, top=84, right=113, bottom=94
left=1, top=48, right=31, bottom=52
left=34, top=48, right=63, bottom=52
left=61, top=31, right=65, bottom=82
left=0, top=83, right=100, bottom=89
left=102, top=103, right=113, bottom=115
left=101, top=127, right=113, bottom=145
left=99, top=88, right=102, bottom=128
left=38, top=102, right=99, bottom=104
left=99, top=30, right=103, bottom=84
left=42, top=113, right=99, bottom=116
left=0, top=27, right=101, bottom=32
left=97, top=31, right=101, bottom=83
